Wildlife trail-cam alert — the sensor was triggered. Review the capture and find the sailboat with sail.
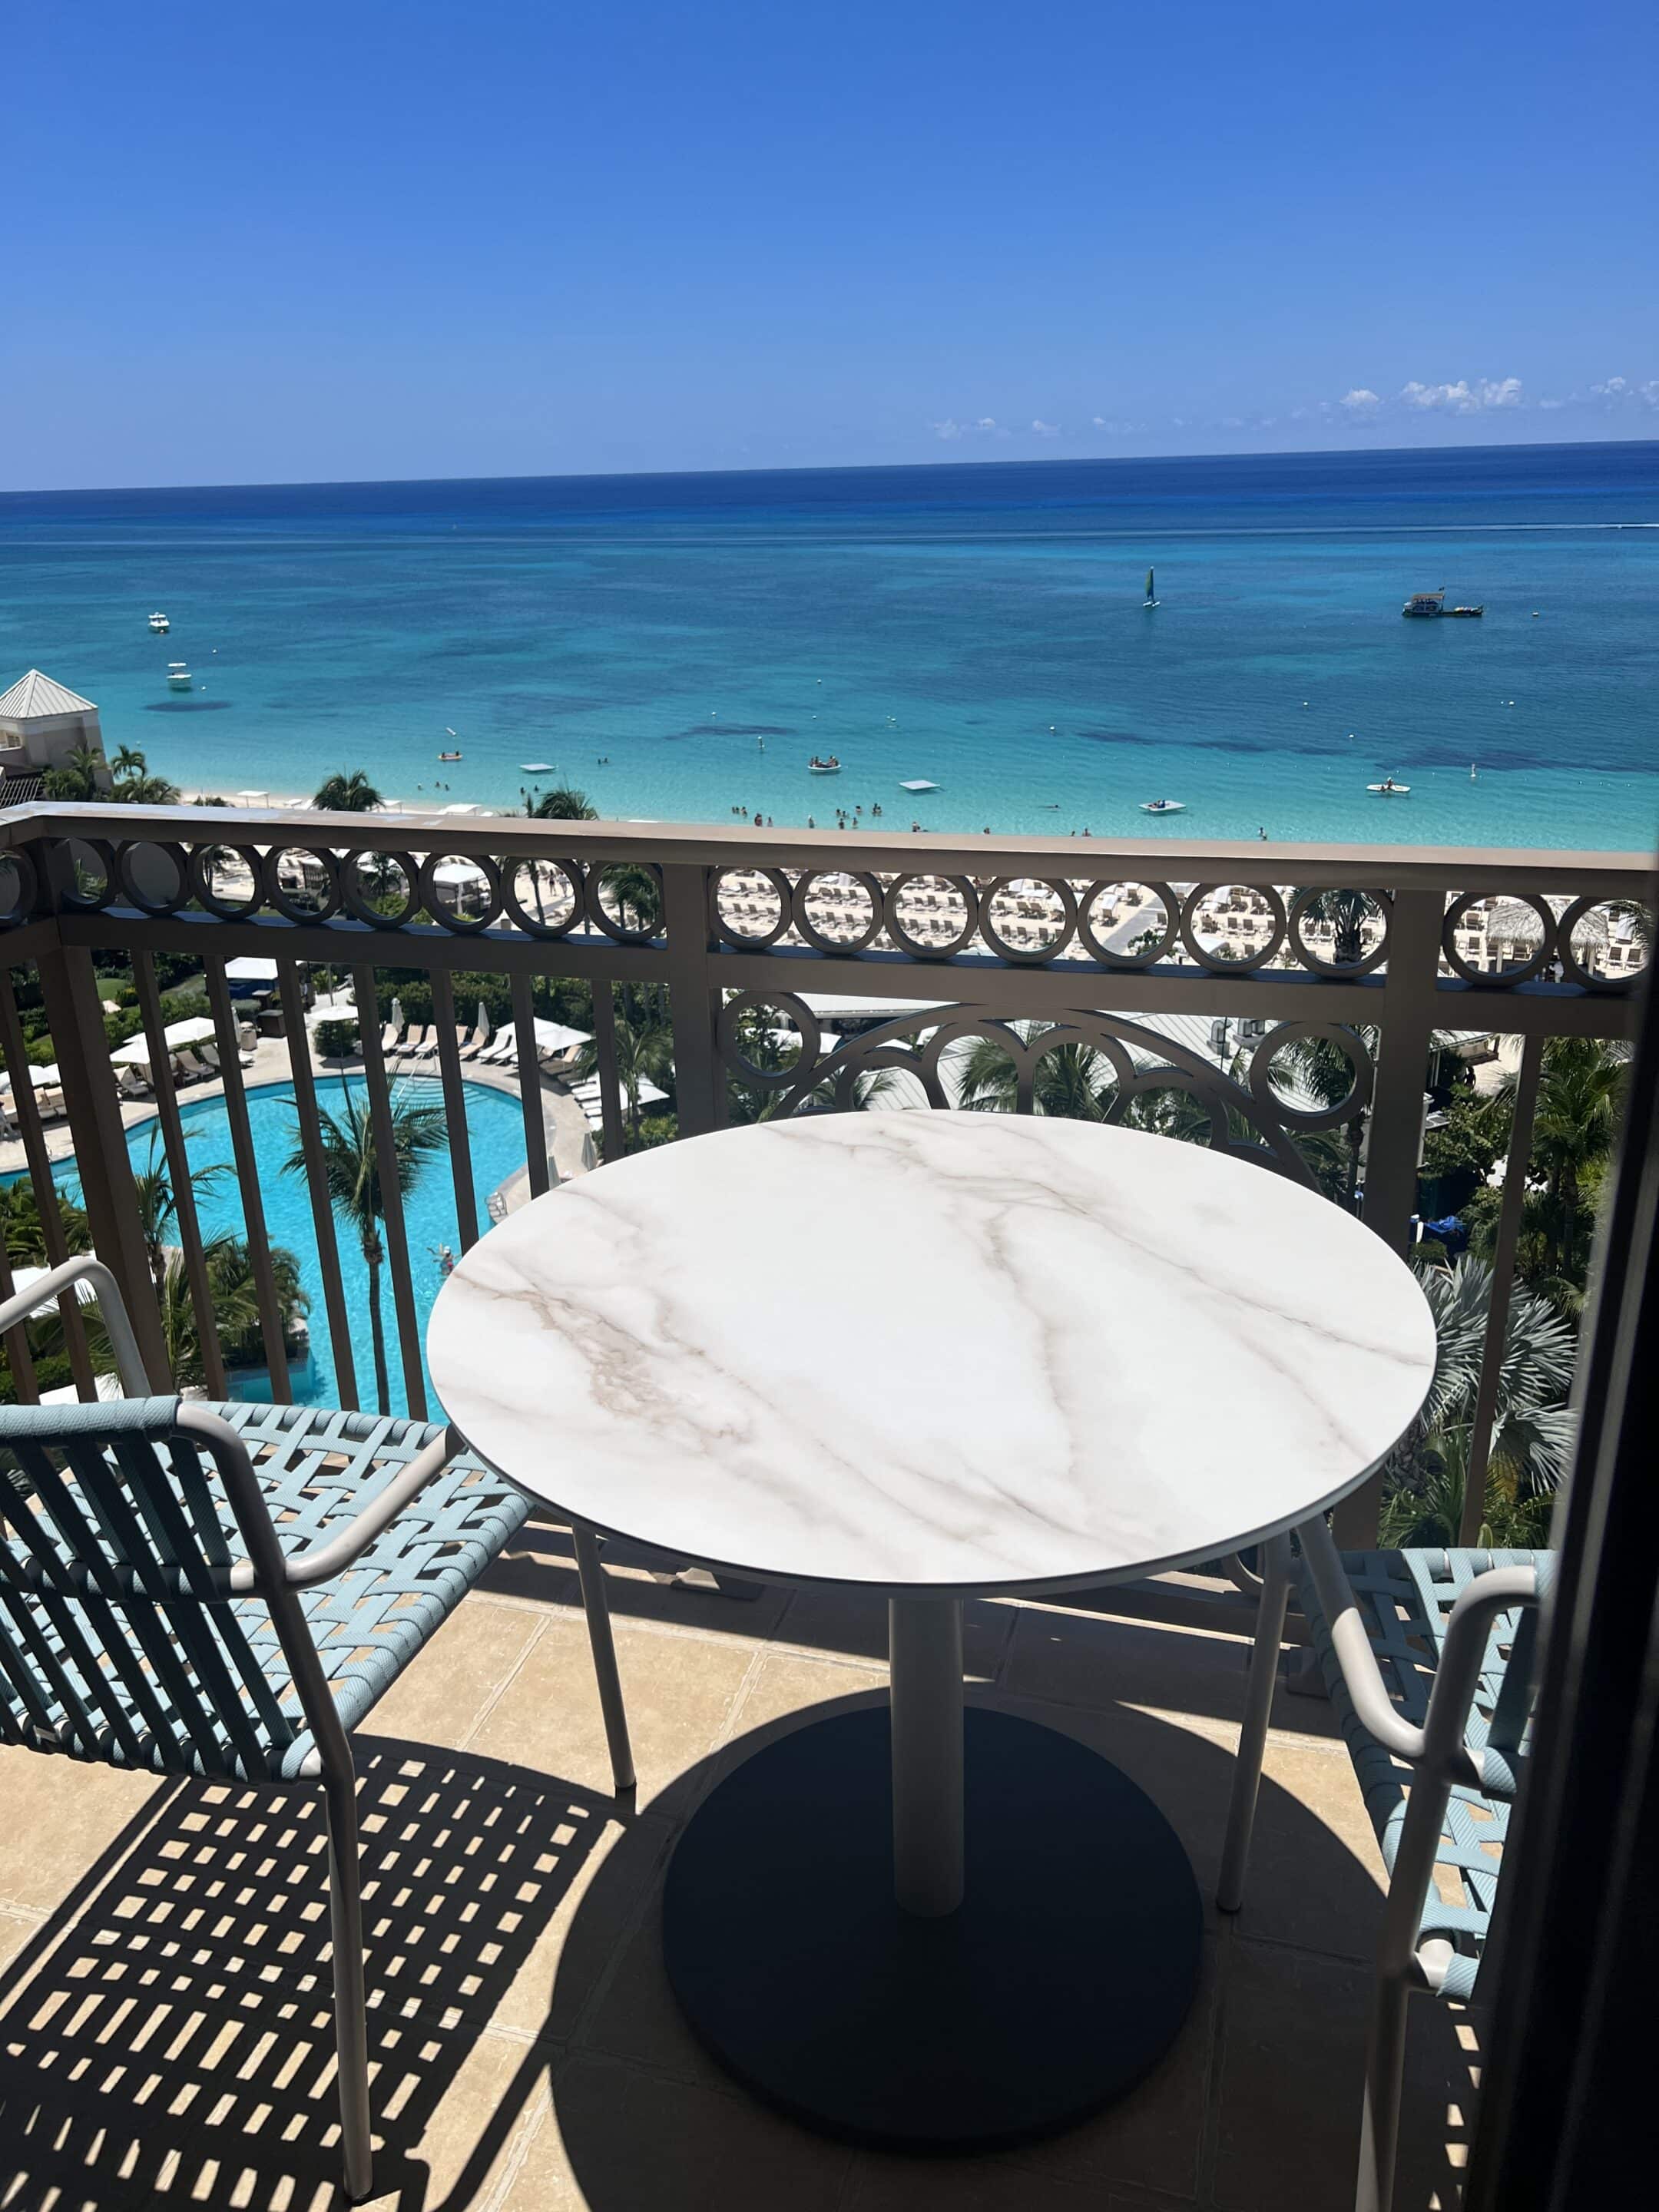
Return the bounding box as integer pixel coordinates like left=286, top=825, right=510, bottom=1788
left=1144, top=567, right=1160, bottom=608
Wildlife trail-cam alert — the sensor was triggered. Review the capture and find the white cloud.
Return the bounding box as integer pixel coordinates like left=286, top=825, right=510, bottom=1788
left=1591, top=376, right=1628, bottom=396
left=1091, top=415, right=1143, bottom=435
left=930, top=416, right=1007, bottom=441
left=1340, top=388, right=1381, bottom=413
left=1031, top=419, right=1059, bottom=437
left=1399, top=376, right=1523, bottom=413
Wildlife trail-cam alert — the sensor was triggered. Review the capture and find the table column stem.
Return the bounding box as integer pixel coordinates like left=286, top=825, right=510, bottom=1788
left=889, top=1595, right=965, bottom=1917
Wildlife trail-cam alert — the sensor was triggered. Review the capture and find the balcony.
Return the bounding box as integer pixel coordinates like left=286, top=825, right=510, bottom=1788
left=0, top=800, right=1652, bottom=2208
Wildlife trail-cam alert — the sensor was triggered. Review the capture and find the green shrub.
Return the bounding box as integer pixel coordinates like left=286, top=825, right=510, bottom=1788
left=314, top=1017, right=359, bottom=1060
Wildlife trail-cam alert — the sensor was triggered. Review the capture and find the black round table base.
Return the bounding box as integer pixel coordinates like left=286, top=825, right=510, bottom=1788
left=663, top=1704, right=1203, bottom=2153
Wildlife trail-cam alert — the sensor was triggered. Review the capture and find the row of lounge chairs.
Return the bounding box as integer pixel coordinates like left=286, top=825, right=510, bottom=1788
left=113, top=1038, right=257, bottom=1104
left=379, top=1022, right=580, bottom=1071
left=381, top=1021, right=492, bottom=1062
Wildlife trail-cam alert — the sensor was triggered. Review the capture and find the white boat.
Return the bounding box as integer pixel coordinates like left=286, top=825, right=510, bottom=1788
left=148, top=612, right=170, bottom=632
left=1367, top=779, right=1410, bottom=796
left=1140, top=798, right=1185, bottom=815
left=1143, top=566, right=1160, bottom=608
left=807, top=756, right=842, bottom=774
left=167, top=664, right=192, bottom=690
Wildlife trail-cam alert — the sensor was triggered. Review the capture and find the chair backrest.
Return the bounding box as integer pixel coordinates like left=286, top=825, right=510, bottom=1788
left=0, top=1398, right=315, bottom=1781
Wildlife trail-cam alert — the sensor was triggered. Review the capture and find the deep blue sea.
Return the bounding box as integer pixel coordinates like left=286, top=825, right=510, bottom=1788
left=2, top=443, right=1656, bottom=849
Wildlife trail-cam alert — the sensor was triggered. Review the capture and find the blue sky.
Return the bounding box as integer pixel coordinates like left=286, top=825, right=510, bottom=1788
left=6, top=1, right=1656, bottom=488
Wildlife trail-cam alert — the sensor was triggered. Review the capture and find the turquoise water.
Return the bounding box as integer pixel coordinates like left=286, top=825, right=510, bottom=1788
left=2, top=443, right=1657, bottom=849
left=35, top=1078, right=527, bottom=1419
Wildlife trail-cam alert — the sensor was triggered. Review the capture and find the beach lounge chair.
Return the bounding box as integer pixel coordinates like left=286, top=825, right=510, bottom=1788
left=116, top=1065, right=153, bottom=1101
left=398, top=1026, right=429, bottom=1058
left=0, top=1253, right=636, bottom=2206
left=174, top=1048, right=211, bottom=1084
left=458, top=1022, right=489, bottom=1061
left=412, top=1028, right=443, bottom=1060
left=1220, top=1528, right=1549, bottom=2212
left=380, top=1019, right=402, bottom=1053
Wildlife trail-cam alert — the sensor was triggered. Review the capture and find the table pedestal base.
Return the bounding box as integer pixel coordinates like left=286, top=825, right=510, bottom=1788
left=663, top=1704, right=1203, bottom=2152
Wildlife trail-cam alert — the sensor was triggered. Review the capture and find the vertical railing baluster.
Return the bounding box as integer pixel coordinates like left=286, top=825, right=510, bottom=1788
left=34, top=942, right=171, bottom=1389
left=350, top=962, right=428, bottom=1420
left=663, top=863, right=720, bottom=1139
left=275, top=959, right=359, bottom=1412
left=430, top=969, right=480, bottom=1247
left=203, top=955, right=291, bottom=1402
left=591, top=982, right=627, bottom=1161
left=131, top=949, right=227, bottom=1398
left=0, top=962, right=95, bottom=1396
left=511, top=971, right=551, bottom=1197
left=1335, top=886, right=1445, bottom=1545
left=1461, top=1033, right=1546, bottom=1546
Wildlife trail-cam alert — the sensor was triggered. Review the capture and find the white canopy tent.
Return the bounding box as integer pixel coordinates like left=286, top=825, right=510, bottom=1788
left=224, top=956, right=279, bottom=983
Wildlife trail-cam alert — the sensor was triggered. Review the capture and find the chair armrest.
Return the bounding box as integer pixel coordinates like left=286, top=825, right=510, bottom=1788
left=224, top=1426, right=461, bottom=1591
left=1298, top=1516, right=1540, bottom=1791
left=0, top=1253, right=150, bottom=1396
left=1420, top=1565, right=1541, bottom=1792
left=1296, top=1515, right=1429, bottom=1765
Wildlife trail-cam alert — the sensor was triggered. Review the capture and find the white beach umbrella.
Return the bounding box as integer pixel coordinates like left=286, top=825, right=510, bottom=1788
left=531, top=1018, right=591, bottom=1055
left=390, top=995, right=405, bottom=1031
left=1, top=1065, right=60, bottom=1091
left=475, top=999, right=490, bottom=1036
left=110, top=1036, right=154, bottom=1067
left=164, top=1015, right=216, bottom=1048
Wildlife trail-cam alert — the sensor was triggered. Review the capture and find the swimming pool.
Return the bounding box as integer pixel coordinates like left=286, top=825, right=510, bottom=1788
left=35, top=1077, right=528, bottom=1417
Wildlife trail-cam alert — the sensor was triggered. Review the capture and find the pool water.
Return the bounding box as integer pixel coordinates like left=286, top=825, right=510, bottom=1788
left=45, top=1078, right=528, bottom=1417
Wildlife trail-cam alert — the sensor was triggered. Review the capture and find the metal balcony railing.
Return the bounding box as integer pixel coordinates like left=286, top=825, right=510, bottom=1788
left=0, top=800, right=1649, bottom=1558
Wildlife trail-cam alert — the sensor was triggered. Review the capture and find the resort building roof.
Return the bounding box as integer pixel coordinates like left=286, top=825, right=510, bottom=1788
left=0, top=668, right=98, bottom=720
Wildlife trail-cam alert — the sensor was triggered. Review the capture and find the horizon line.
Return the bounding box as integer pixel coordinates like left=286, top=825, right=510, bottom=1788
left=3, top=433, right=1657, bottom=505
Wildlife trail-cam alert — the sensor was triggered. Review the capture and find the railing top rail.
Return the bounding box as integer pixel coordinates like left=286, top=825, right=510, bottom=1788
left=0, top=800, right=1651, bottom=892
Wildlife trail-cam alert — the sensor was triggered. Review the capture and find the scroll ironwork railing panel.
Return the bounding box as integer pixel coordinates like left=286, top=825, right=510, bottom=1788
left=0, top=802, right=1649, bottom=1555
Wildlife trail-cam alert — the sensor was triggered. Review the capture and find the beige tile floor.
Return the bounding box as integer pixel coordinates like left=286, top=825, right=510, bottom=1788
left=0, top=1523, right=1479, bottom=2212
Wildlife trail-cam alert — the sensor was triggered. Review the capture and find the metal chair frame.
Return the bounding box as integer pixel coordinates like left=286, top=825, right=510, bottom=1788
left=0, top=1253, right=635, bottom=2202
left=1218, top=1516, right=1545, bottom=2212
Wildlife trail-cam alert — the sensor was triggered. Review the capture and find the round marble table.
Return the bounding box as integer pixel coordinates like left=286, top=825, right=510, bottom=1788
left=429, top=1112, right=1435, bottom=2151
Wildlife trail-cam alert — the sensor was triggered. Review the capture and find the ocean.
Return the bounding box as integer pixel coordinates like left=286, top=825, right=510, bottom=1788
left=2, top=442, right=1656, bottom=851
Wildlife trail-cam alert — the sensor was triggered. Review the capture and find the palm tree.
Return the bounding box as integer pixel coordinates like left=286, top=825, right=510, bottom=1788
left=111, top=744, right=147, bottom=780
left=1522, top=1036, right=1627, bottom=1288
left=1296, top=887, right=1376, bottom=967
left=42, top=740, right=108, bottom=801
left=121, top=771, right=182, bottom=803
left=131, top=1131, right=230, bottom=1291
left=575, top=1003, right=673, bottom=1150
left=283, top=1083, right=448, bottom=1412
left=956, top=1028, right=1114, bottom=1118
left=313, top=770, right=385, bottom=813
left=1381, top=1253, right=1578, bottom=1546
left=525, top=783, right=598, bottom=820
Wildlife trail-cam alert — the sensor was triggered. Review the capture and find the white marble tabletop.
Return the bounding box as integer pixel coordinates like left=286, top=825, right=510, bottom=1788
left=428, top=1113, right=1435, bottom=1596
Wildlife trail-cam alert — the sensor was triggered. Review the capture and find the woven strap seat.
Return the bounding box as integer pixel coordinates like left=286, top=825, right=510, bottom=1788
left=1296, top=1545, right=1551, bottom=1999
left=0, top=1398, right=531, bottom=1783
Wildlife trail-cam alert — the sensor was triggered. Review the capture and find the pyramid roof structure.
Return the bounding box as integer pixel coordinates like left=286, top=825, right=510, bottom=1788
left=0, top=670, right=99, bottom=720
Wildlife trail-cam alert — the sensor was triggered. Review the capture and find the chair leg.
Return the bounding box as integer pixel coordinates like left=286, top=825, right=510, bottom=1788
left=1217, top=1532, right=1291, bottom=1913
left=1355, top=1967, right=1411, bottom=2212
left=572, top=1520, right=636, bottom=1795
left=324, top=1769, right=374, bottom=2203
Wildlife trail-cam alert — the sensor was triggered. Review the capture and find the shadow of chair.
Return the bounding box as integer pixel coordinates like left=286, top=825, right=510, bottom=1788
left=0, top=1737, right=611, bottom=2212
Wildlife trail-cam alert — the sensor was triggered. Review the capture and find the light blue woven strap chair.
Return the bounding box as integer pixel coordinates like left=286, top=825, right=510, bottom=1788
left=1218, top=1516, right=1549, bottom=2212
left=0, top=1254, right=634, bottom=2203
